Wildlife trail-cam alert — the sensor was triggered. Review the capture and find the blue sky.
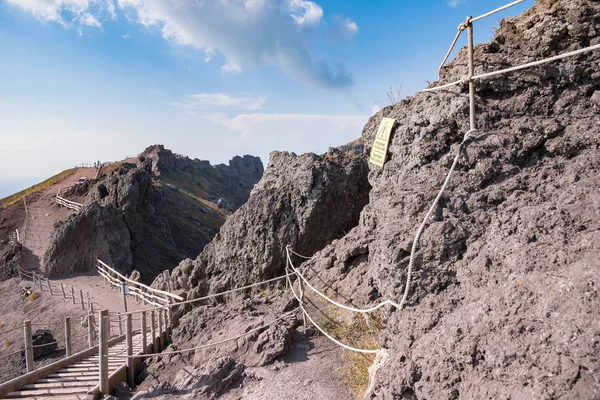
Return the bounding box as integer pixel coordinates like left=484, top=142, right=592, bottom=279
left=0, top=0, right=531, bottom=198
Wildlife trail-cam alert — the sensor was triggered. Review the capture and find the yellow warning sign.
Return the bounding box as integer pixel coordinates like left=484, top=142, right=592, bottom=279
left=369, top=117, right=395, bottom=167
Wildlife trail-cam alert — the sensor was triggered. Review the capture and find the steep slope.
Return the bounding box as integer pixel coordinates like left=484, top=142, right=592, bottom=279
left=147, top=1, right=599, bottom=399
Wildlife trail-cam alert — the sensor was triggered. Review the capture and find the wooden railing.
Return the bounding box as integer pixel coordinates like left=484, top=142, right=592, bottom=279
left=96, top=260, right=183, bottom=308
left=56, top=189, right=83, bottom=212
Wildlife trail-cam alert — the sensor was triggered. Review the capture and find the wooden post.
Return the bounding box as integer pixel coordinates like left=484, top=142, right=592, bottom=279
left=87, top=292, right=94, bottom=314
left=65, top=317, right=72, bottom=357
left=141, top=311, right=147, bottom=353
left=46, top=278, right=53, bottom=295
left=118, top=315, right=123, bottom=336
left=158, top=309, right=164, bottom=350
left=17, top=268, right=22, bottom=281
left=60, top=282, right=66, bottom=299
left=79, top=289, right=85, bottom=310
left=151, top=311, right=157, bottom=353
left=24, top=320, right=34, bottom=373
left=87, top=314, right=94, bottom=348
left=99, top=310, right=109, bottom=395
left=71, top=286, right=75, bottom=305
left=126, top=314, right=134, bottom=387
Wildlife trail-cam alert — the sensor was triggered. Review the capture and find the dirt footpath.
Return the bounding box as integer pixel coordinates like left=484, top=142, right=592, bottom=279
left=21, top=167, right=97, bottom=271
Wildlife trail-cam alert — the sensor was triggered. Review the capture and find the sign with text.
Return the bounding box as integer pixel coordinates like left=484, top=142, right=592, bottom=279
left=369, top=118, right=395, bottom=167
left=120, top=283, right=129, bottom=296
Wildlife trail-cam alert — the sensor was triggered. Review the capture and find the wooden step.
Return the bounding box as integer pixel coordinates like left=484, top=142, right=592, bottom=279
left=22, top=381, right=95, bottom=390
left=5, top=387, right=90, bottom=397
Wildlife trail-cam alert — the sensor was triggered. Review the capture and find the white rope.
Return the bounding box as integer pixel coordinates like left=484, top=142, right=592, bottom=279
left=108, top=308, right=299, bottom=359
left=0, top=349, right=23, bottom=360
left=286, top=248, right=401, bottom=313
left=400, top=128, right=476, bottom=309
left=285, top=270, right=379, bottom=355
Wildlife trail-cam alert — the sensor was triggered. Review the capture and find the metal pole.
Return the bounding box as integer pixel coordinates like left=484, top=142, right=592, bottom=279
left=65, top=317, right=72, bottom=357
left=60, top=282, right=66, bottom=299
left=123, top=291, right=128, bottom=313
left=99, top=310, right=109, bottom=394
left=24, top=320, right=34, bottom=373
left=88, top=314, right=94, bottom=348
left=151, top=311, right=157, bottom=353
left=80, top=289, right=85, bottom=310
left=47, top=278, right=53, bottom=296
left=467, top=17, right=476, bottom=131
left=71, top=286, right=76, bottom=305
left=158, top=310, right=164, bottom=350
left=118, top=315, right=123, bottom=336
left=141, top=311, right=147, bottom=353
left=126, top=314, right=134, bottom=387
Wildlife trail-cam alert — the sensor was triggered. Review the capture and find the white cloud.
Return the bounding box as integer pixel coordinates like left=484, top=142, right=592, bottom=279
left=329, top=15, right=358, bottom=43
left=371, top=104, right=381, bottom=115
left=121, top=34, right=130, bottom=39
left=6, top=0, right=114, bottom=28
left=7, top=0, right=356, bottom=89
left=448, top=0, right=465, bottom=7
left=170, top=93, right=266, bottom=111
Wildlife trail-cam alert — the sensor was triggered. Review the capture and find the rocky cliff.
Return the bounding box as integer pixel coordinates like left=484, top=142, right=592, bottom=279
left=149, top=0, right=599, bottom=398
left=42, top=147, right=263, bottom=283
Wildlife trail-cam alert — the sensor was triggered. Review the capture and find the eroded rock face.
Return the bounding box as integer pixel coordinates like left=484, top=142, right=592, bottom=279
left=169, top=150, right=371, bottom=300
left=0, top=242, right=22, bottom=281
left=43, top=161, right=180, bottom=281
left=292, top=1, right=600, bottom=399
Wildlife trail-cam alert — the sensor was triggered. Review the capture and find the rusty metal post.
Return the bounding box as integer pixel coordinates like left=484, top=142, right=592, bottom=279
left=467, top=17, right=476, bottom=131
left=151, top=311, right=157, bottom=352
left=141, top=311, right=147, bottom=353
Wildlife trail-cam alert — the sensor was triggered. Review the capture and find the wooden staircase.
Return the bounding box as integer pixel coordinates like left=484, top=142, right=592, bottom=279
left=1, top=332, right=147, bottom=400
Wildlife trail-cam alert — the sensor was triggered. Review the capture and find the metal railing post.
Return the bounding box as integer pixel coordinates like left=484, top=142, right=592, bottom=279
left=141, top=311, right=147, bottom=353
left=151, top=311, right=157, bottom=352
left=47, top=278, right=53, bottom=296
left=71, top=286, right=76, bottom=305
left=118, top=315, right=123, bottom=336
left=467, top=17, right=476, bottom=131
left=60, top=282, right=66, bottom=299
left=65, top=317, right=72, bottom=357
left=24, top=320, right=34, bottom=373
left=99, top=310, right=109, bottom=394
left=126, top=314, right=134, bottom=387
left=158, top=310, right=164, bottom=350
left=80, top=289, right=85, bottom=310
left=88, top=314, right=94, bottom=348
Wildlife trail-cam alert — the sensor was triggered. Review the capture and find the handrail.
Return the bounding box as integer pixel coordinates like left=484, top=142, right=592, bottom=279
left=438, top=0, right=527, bottom=74
left=97, top=260, right=183, bottom=303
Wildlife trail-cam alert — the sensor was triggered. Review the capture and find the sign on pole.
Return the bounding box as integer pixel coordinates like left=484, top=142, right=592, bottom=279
left=120, top=283, right=129, bottom=296
left=369, top=117, right=395, bottom=167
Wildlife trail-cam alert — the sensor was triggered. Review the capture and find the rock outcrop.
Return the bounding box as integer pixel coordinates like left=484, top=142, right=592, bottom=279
left=168, top=149, right=371, bottom=300
left=295, top=1, right=600, bottom=398
left=42, top=147, right=264, bottom=283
